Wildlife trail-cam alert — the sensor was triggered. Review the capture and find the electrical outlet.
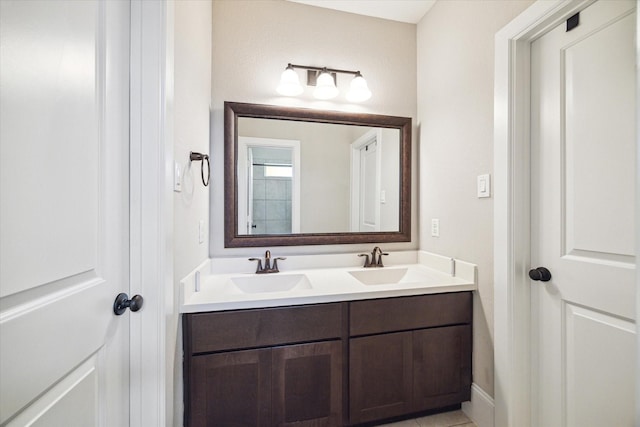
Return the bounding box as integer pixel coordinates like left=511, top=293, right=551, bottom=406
left=431, top=218, right=440, bottom=237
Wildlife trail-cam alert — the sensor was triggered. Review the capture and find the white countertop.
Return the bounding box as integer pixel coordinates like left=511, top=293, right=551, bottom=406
left=180, top=251, right=476, bottom=313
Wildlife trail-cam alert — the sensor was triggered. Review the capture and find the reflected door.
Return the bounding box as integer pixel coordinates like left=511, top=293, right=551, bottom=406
left=350, top=130, right=381, bottom=232
left=359, top=140, right=379, bottom=232
left=238, top=137, right=300, bottom=235
left=530, top=1, right=636, bottom=425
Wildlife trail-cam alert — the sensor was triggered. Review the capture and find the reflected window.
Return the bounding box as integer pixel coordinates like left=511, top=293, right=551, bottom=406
left=264, top=164, right=293, bottom=178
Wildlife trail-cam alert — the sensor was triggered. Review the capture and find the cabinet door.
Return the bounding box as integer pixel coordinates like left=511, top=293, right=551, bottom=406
left=412, top=325, right=472, bottom=412
left=349, top=332, right=412, bottom=424
left=189, top=348, right=271, bottom=427
left=272, top=341, right=342, bottom=427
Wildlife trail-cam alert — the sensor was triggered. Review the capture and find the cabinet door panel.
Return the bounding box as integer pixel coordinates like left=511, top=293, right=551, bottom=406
left=272, top=341, right=342, bottom=426
left=349, top=332, right=412, bottom=424
left=190, top=349, right=271, bottom=427
left=413, top=325, right=472, bottom=411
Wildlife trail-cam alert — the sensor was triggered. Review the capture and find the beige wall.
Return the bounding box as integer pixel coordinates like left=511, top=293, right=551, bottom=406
left=211, top=0, right=417, bottom=256
left=173, top=0, right=212, bottom=425
left=417, top=0, right=534, bottom=397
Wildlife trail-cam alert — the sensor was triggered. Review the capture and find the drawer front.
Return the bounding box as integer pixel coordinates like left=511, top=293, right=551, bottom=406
left=188, top=303, right=344, bottom=354
left=350, top=292, right=471, bottom=336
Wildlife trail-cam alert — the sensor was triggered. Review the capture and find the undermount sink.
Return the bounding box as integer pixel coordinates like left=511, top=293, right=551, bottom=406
left=230, top=274, right=311, bottom=293
left=349, top=268, right=409, bottom=285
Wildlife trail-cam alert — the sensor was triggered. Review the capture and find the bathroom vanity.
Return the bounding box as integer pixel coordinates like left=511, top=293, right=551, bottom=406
left=181, top=252, right=475, bottom=426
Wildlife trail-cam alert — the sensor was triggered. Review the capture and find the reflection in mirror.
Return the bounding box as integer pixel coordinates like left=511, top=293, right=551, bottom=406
left=238, top=136, right=300, bottom=235
left=237, top=118, right=400, bottom=235
left=225, top=102, right=411, bottom=247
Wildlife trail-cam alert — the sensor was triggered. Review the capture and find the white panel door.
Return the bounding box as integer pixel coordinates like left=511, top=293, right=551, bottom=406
left=359, top=140, right=380, bottom=232
left=530, top=1, right=636, bottom=426
left=0, top=1, right=130, bottom=425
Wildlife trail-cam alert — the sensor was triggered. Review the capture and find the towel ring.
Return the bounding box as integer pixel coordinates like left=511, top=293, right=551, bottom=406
left=189, top=152, right=210, bottom=187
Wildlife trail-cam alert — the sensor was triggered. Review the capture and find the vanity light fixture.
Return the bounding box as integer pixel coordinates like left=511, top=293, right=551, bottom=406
left=346, top=72, right=372, bottom=102
left=276, top=64, right=304, bottom=96
left=313, top=68, right=340, bottom=100
left=277, top=63, right=372, bottom=102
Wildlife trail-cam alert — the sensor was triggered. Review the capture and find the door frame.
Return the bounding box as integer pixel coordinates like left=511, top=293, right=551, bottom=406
left=493, top=1, right=639, bottom=426
left=129, top=0, right=173, bottom=426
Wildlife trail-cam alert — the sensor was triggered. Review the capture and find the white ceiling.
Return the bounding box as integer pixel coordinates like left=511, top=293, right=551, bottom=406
left=286, top=0, right=436, bottom=24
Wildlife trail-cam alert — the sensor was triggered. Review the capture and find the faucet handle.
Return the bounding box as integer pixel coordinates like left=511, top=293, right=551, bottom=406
left=358, top=253, right=371, bottom=267
left=248, top=257, right=263, bottom=273
left=272, top=257, right=286, bottom=272
left=377, top=252, right=389, bottom=267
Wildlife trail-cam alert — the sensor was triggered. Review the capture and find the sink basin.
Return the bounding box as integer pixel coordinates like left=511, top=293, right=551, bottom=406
left=230, top=274, right=311, bottom=293
left=349, top=268, right=408, bottom=285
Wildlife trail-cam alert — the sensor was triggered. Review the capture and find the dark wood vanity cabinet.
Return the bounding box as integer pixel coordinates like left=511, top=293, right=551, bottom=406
left=183, top=292, right=472, bottom=427
left=190, top=348, right=272, bottom=426
left=348, top=293, right=472, bottom=425
left=183, top=303, right=344, bottom=427
left=272, top=341, right=343, bottom=426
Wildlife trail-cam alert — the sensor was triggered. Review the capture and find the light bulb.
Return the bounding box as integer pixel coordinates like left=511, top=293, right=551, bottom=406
left=313, top=71, right=339, bottom=100
left=277, top=65, right=303, bottom=96
left=346, top=73, right=371, bottom=102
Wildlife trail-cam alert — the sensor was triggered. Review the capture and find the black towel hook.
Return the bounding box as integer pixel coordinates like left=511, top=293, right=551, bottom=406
left=189, top=152, right=210, bottom=187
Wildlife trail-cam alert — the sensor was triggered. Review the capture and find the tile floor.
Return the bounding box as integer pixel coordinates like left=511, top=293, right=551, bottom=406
left=378, top=410, right=476, bottom=427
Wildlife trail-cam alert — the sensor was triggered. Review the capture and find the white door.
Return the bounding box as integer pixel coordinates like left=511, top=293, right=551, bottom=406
left=359, top=140, right=379, bottom=232
left=350, top=130, right=381, bottom=232
left=530, top=1, right=636, bottom=426
left=247, top=147, right=256, bottom=234
left=0, top=1, right=131, bottom=425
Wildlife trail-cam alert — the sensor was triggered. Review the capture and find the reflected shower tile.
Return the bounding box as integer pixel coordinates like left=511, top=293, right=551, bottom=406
left=266, top=220, right=291, bottom=234
left=252, top=178, right=266, bottom=200
left=252, top=165, right=265, bottom=179
left=252, top=200, right=266, bottom=220
left=285, top=180, right=292, bottom=201
left=266, top=179, right=288, bottom=200
left=266, top=200, right=287, bottom=220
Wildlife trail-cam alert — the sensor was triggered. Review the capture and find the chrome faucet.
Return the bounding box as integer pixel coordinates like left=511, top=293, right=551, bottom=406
left=358, top=246, right=388, bottom=268
left=249, top=250, right=286, bottom=274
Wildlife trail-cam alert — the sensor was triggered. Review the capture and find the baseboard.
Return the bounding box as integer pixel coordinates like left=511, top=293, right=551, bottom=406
left=462, top=383, right=494, bottom=427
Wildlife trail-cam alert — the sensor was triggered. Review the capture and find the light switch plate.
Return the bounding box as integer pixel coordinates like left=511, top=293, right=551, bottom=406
left=431, top=218, right=440, bottom=237
left=477, top=174, right=491, bottom=198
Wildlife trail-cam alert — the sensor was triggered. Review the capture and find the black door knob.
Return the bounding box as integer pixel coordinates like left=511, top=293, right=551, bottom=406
left=528, top=267, right=552, bottom=282
left=113, top=293, right=144, bottom=315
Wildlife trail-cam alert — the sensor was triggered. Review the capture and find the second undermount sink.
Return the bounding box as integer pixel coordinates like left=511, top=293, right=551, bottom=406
left=230, top=274, right=312, bottom=293
left=349, top=268, right=409, bottom=285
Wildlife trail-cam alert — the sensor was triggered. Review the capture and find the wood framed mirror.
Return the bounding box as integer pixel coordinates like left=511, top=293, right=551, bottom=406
left=224, top=101, right=411, bottom=247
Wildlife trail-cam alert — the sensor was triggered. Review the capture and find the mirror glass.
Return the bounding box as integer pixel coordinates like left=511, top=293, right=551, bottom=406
left=225, top=102, right=411, bottom=247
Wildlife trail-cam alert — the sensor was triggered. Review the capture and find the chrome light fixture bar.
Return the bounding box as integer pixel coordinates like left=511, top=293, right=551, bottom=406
left=277, top=63, right=372, bottom=102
